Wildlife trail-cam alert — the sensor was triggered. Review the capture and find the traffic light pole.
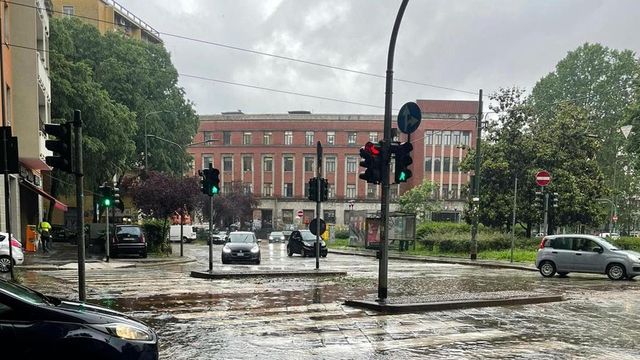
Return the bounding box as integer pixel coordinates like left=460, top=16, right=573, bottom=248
left=543, top=191, right=549, bottom=236
left=379, top=0, right=409, bottom=303
left=208, top=195, right=213, bottom=272
left=316, top=142, right=322, bottom=270
left=105, top=206, right=109, bottom=262
left=470, top=89, right=483, bottom=261
left=74, top=110, right=86, bottom=302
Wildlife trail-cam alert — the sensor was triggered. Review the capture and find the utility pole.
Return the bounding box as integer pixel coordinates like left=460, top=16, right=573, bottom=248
left=378, top=0, right=409, bottom=303
left=470, top=89, right=483, bottom=260
left=315, top=142, right=322, bottom=270
left=74, top=110, right=86, bottom=302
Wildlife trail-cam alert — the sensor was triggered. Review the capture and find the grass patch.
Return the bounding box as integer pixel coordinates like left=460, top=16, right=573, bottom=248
left=328, top=238, right=349, bottom=248
left=403, top=242, right=536, bottom=263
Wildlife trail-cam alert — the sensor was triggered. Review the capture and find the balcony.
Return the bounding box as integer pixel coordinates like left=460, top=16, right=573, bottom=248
left=36, top=52, right=51, bottom=105
left=36, top=0, right=49, bottom=38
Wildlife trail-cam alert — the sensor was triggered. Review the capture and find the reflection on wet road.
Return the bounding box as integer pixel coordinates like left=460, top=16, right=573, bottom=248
left=20, top=242, right=640, bottom=359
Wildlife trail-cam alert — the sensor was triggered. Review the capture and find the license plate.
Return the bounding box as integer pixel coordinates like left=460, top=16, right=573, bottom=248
left=238, top=251, right=243, bottom=255
left=124, top=237, right=134, bottom=241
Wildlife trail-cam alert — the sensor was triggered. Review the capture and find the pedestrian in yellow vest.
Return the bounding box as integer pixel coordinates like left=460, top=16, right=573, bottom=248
left=37, top=219, right=52, bottom=253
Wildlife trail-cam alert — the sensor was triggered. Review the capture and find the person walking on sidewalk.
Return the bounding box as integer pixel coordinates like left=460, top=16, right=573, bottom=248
left=38, top=218, right=52, bottom=253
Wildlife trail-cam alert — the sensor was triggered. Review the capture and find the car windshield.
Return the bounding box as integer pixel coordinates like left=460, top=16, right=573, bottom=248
left=270, top=232, right=283, bottom=237
left=0, top=280, right=49, bottom=305
left=229, top=233, right=255, bottom=243
left=596, top=237, right=619, bottom=250
left=299, top=231, right=318, bottom=241
left=117, top=227, right=141, bottom=236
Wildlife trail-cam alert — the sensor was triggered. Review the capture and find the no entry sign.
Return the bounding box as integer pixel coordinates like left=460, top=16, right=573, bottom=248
left=535, top=170, right=551, bottom=187
left=297, top=210, right=304, bottom=218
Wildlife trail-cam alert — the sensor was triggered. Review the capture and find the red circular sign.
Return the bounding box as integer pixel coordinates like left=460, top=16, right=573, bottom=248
left=612, top=215, right=618, bottom=222
left=297, top=210, right=304, bottom=217
left=535, top=170, right=551, bottom=187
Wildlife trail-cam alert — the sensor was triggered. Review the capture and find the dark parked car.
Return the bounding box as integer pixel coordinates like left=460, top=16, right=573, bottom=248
left=287, top=230, right=328, bottom=257
left=0, top=279, right=159, bottom=359
left=111, top=225, right=147, bottom=258
left=222, top=231, right=261, bottom=264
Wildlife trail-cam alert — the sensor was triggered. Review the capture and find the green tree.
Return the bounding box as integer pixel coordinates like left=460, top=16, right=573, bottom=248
left=398, top=180, right=438, bottom=220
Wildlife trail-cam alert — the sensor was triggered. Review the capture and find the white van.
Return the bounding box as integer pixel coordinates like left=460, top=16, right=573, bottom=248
left=169, top=225, right=197, bottom=243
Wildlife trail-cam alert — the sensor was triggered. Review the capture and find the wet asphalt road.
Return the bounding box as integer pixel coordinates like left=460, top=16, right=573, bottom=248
left=18, top=242, right=640, bottom=359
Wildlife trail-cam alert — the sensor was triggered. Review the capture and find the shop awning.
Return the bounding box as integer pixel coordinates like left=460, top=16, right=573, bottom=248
left=21, top=181, right=68, bottom=212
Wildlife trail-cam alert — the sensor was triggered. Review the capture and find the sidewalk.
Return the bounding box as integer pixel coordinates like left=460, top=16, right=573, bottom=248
left=329, top=247, right=538, bottom=271
left=19, top=242, right=196, bottom=271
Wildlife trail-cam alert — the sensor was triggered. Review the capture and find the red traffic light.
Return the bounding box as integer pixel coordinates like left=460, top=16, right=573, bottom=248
left=364, top=141, right=380, bottom=156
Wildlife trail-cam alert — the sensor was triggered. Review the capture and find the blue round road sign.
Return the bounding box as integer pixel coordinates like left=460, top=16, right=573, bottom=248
left=397, top=102, right=422, bottom=134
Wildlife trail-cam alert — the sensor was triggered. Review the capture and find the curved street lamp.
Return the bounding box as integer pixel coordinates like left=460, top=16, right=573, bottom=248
left=144, top=110, right=177, bottom=171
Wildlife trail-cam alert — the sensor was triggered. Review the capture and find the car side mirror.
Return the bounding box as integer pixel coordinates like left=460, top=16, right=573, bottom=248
left=593, top=247, right=603, bottom=253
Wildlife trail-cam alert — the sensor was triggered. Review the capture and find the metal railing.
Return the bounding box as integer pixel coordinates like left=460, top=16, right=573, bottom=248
left=100, top=0, right=160, bottom=39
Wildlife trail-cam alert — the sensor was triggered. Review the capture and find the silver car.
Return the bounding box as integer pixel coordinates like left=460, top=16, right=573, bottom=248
left=536, top=234, right=640, bottom=280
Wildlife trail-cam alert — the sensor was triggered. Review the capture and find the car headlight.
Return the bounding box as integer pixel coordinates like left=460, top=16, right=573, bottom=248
left=269, top=236, right=273, bottom=240
left=280, top=236, right=285, bottom=240
left=303, top=242, right=313, bottom=247
left=97, top=323, right=153, bottom=341
left=251, top=245, right=260, bottom=253
left=223, top=246, right=231, bottom=253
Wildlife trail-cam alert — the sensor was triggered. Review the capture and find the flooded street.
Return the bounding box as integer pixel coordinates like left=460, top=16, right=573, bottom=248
left=19, top=242, right=640, bottom=359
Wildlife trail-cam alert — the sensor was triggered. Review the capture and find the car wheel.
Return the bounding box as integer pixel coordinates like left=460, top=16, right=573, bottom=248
left=558, top=272, right=568, bottom=277
left=0, top=255, right=12, bottom=273
left=140, top=252, right=147, bottom=259
left=321, top=252, right=327, bottom=258
left=287, top=246, right=293, bottom=257
left=222, top=259, right=228, bottom=264
left=255, top=259, right=261, bottom=265
left=300, top=250, right=306, bottom=257
left=539, top=261, right=556, bottom=278
left=607, top=263, right=626, bottom=280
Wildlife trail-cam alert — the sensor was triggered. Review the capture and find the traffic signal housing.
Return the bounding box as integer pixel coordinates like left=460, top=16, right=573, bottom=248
left=99, top=184, right=113, bottom=208
left=551, top=192, right=559, bottom=208
left=208, top=168, right=220, bottom=195
left=44, top=122, right=74, bottom=173
left=359, top=141, right=383, bottom=184
left=534, top=191, right=544, bottom=210
left=320, top=178, right=329, bottom=202
left=308, top=177, right=318, bottom=202
left=393, top=141, right=413, bottom=183
left=199, top=169, right=209, bottom=195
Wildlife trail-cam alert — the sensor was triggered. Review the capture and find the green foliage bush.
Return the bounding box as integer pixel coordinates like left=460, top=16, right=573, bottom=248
left=334, top=229, right=350, bottom=239
left=611, top=237, right=640, bottom=252
left=142, top=219, right=171, bottom=255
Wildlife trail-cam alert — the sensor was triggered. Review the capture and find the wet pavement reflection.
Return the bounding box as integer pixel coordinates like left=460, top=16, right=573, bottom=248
left=18, top=242, right=640, bottom=359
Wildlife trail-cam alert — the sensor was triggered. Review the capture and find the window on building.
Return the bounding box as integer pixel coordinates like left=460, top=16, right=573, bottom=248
left=346, top=184, right=356, bottom=198
left=346, top=157, right=357, bottom=173
left=283, top=156, right=293, bottom=171
left=328, top=184, right=335, bottom=199
left=452, top=131, right=461, bottom=145
left=263, top=156, right=273, bottom=172
left=263, top=132, right=272, bottom=145
left=390, top=184, right=399, bottom=200
left=242, top=132, right=252, bottom=145
left=223, top=156, right=232, bottom=172
left=424, top=156, right=432, bottom=172
left=347, top=132, right=357, bottom=145
left=366, top=185, right=376, bottom=199
left=283, top=183, right=293, bottom=197
left=223, top=131, right=231, bottom=145
left=443, top=157, right=451, bottom=172
left=443, top=184, right=450, bottom=199
left=243, top=183, right=252, bottom=194
left=62, top=5, right=74, bottom=16
left=434, top=158, right=441, bottom=172
left=305, top=131, right=314, bottom=146
left=452, top=157, right=460, bottom=172
left=369, top=132, right=378, bottom=142
left=462, top=131, right=470, bottom=146
left=202, top=155, right=213, bottom=169
left=434, top=132, right=442, bottom=145
left=204, top=131, right=214, bottom=145
left=325, top=156, right=336, bottom=173
left=263, top=183, right=273, bottom=197
left=284, top=131, right=293, bottom=145
left=344, top=210, right=352, bottom=225
left=451, top=184, right=459, bottom=199
left=223, top=182, right=232, bottom=194
left=324, top=210, right=336, bottom=224
left=242, top=156, right=253, bottom=172
left=443, top=131, right=451, bottom=145
left=282, top=209, right=293, bottom=225
left=327, top=131, right=335, bottom=145
left=425, top=130, right=433, bottom=145
left=304, top=156, right=314, bottom=172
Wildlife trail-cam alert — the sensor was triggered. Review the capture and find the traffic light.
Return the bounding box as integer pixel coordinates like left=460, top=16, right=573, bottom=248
left=113, top=187, right=124, bottom=212
left=99, top=184, right=113, bottom=208
left=199, top=169, right=209, bottom=195
left=551, top=192, right=559, bottom=208
left=393, top=141, right=413, bottom=183
left=308, top=177, right=318, bottom=202
left=359, top=141, right=383, bottom=184
left=209, top=168, right=220, bottom=195
left=321, top=178, right=329, bottom=202
left=44, top=122, right=74, bottom=173
left=534, top=191, right=544, bottom=210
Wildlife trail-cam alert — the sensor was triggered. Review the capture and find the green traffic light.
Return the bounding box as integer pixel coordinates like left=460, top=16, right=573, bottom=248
left=398, top=171, right=407, bottom=182
left=211, top=186, right=219, bottom=195
left=103, top=199, right=111, bottom=207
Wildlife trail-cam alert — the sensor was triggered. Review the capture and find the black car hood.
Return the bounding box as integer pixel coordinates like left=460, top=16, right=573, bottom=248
left=225, top=243, right=257, bottom=251
left=47, top=300, right=151, bottom=328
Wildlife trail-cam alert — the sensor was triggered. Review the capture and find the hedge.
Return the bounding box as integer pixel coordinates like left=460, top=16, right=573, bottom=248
left=142, top=219, right=171, bottom=254
left=610, top=237, right=640, bottom=252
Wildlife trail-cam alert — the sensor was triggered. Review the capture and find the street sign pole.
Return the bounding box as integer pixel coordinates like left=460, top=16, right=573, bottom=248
left=105, top=204, right=109, bottom=262
left=208, top=195, right=213, bottom=272
left=543, top=191, right=549, bottom=236
left=73, top=110, right=86, bottom=302
left=315, top=141, right=322, bottom=270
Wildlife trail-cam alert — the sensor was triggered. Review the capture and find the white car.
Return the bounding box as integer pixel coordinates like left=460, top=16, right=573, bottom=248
left=0, top=232, right=24, bottom=272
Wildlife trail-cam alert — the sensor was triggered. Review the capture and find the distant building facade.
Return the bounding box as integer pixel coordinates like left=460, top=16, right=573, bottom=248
left=50, top=0, right=162, bottom=44
left=188, top=100, right=478, bottom=229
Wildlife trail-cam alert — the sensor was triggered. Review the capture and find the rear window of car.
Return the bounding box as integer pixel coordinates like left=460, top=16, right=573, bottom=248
left=116, top=226, right=142, bottom=237
left=548, top=237, right=572, bottom=250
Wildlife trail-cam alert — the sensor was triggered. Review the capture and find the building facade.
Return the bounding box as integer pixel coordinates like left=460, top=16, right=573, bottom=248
left=50, top=0, right=161, bottom=44
left=188, top=100, right=478, bottom=229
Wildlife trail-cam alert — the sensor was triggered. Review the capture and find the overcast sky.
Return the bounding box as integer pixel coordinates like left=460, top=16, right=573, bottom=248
left=117, top=0, right=640, bottom=116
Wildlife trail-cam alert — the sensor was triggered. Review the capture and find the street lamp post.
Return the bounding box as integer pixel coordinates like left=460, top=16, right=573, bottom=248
left=144, top=110, right=176, bottom=171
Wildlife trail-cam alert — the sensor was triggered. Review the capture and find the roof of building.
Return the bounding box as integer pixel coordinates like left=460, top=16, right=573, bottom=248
left=416, top=100, right=479, bottom=114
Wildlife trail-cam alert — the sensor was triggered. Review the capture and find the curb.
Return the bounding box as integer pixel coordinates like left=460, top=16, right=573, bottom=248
left=344, top=295, right=563, bottom=314
left=329, top=248, right=537, bottom=272
left=18, top=256, right=197, bottom=271
left=191, top=269, right=347, bottom=279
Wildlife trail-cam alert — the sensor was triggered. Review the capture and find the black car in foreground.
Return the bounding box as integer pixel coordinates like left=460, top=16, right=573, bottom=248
left=287, top=230, right=328, bottom=257
left=222, top=231, right=261, bottom=264
left=0, top=279, right=158, bottom=359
